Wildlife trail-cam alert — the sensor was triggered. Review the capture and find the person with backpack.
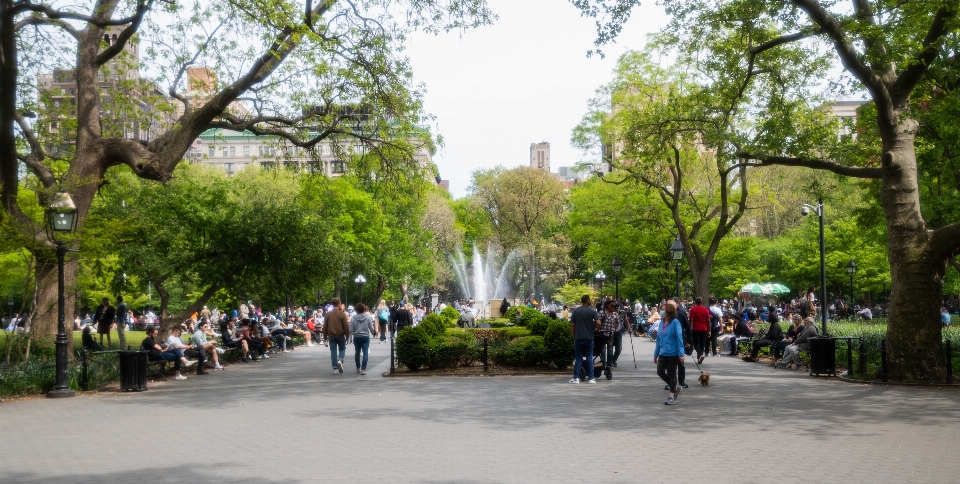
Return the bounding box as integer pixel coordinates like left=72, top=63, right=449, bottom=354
left=376, top=300, right=390, bottom=343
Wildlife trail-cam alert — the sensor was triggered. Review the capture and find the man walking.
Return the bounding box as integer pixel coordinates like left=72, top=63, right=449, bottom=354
left=569, top=295, right=601, bottom=384
left=689, top=297, right=710, bottom=364
left=322, top=298, right=350, bottom=374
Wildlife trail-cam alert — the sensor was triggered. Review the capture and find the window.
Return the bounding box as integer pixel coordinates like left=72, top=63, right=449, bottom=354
left=307, top=162, right=320, bottom=174
left=243, top=146, right=250, bottom=156
left=98, top=72, right=105, bottom=82
left=258, top=146, right=263, bottom=156
left=222, top=147, right=228, bottom=157
left=331, top=161, right=346, bottom=173
left=225, top=162, right=234, bottom=174
left=230, top=146, right=235, bottom=156
left=209, top=146, right=215, bottom=157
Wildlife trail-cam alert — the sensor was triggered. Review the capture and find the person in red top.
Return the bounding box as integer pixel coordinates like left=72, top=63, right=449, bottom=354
left=689, top=297, right=711, bottom=364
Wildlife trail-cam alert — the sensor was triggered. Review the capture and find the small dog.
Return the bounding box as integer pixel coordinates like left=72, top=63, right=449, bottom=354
left=698, top=372, right=710, bottom=386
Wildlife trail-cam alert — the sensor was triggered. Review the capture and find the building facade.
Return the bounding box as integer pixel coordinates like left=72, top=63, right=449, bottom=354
left=530, top=142, right=550, bottom=171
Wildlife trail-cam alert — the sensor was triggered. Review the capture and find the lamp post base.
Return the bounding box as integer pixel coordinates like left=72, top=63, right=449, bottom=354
left=46, top=389, right=76, bottom=398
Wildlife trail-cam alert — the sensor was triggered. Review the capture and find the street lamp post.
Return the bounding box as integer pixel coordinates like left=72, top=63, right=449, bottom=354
left=612, top=257, right=622, bottom=300
left=846, top=259, right=857, bottom=305
left=595, top=271, right=606, bottom=300
left=340, top=264, right=349, bottom=302
left=670, top=237, right=685, bottom=299
left=46, top=192, right=78, bottom=399
left=7, top=294, right=13, bottom=327
left=354, top=274, right=366, bottom=307
left=801, top=198, right=828, bottom=336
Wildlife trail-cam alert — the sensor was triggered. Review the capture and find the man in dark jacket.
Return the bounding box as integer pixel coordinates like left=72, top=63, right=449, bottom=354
left=744, top=313, right=784, bottom=362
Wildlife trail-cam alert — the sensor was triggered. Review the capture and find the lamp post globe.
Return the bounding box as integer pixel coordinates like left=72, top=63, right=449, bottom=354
left=801, top=198, right=828, bottom=336
left=846, top=259, right=857, bottom=305
left=612, top=257, right=622, bottom=300
left=354, top=274, right=366, bottom=306
left=669, top=237, right=685, bottom=299
left=46, top=192, right=78, bottom=398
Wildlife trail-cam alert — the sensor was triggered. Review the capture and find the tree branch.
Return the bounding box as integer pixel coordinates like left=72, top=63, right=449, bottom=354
left=14, top=16, right=80, bottom=39
left=931, top=222, right=960, bottom=259
left=11, top=3, right=147, bottom=27
left=96, top=0, right=153, bottom=66
left=890, top=5, right=959, bottom=102
left=737, top=152, right=883, bottom=178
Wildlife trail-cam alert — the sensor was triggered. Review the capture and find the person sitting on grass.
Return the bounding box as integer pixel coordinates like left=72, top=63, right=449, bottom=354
left=742, top=313, right=784, bottom=362
left=166, top=326, right=208, bottom=375
left=776, top=317, right=818, bottom=369
left=141, top=327, right=194, bottom=380
left=81, top=326, right=104, bottom=352
left=192, top=319, right=225, bottom=370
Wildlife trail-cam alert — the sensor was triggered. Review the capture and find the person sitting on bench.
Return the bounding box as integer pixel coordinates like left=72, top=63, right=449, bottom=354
left=166, top=326, right=207, bottom=374
left=776, top=317, right=818, bottom=369
left=742, top=313, right=784, bottom=362
left=724, top=315, right=755, bottom=356
left=773, top=315, right=803, bottom=360
left=141, top=327, right=194, bottom=380
left=192, top=319, right=225, bottom=370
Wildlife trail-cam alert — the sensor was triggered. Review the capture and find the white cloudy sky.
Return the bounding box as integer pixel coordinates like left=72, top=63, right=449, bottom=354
left=404, top=0, right=669, bottom=198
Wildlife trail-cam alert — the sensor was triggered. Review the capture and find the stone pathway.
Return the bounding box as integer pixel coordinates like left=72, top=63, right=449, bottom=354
left=1, top=335, right=958, bottom=483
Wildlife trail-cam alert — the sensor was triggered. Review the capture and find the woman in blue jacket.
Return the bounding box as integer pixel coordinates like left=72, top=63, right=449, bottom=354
left=654, top=303, right=686, bottom=405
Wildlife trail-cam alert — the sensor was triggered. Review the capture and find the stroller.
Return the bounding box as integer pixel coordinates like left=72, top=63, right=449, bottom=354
left=578, top=333, right=613, bottom=381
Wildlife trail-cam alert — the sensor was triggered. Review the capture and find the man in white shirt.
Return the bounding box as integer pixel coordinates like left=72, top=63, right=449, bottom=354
left=166, top=326, right=207, bottom=374
left=709, top=298, right=724, bottom=357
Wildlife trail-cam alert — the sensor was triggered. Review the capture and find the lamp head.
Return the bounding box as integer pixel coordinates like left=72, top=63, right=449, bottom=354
left=800, top=206, right=810, bottom=216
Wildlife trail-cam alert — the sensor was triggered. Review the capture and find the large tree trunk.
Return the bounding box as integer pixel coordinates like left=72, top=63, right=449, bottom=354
left=691, top=262, right=711, bottom=304
left=881, top=127, right=945, bottom=382
left=31, top=256, right=78, bottom=356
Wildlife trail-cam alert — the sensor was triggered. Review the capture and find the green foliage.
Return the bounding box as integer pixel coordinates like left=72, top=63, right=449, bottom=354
left=527, top=311, right=551, bottom=336
left=504, top=306, right=524, bottom=324
left=428, top=333, right=478, bottom=368
left=395, top=325, right=432, bottom=371
left=440, top=306, right=460, bottom=326
left=554, top=279, right=600, bottom=307
left=502, top=336, right=547, bottom=366
left=543, top=319, right=575, bottom=369
left=419, top=313, right=449, bottom=338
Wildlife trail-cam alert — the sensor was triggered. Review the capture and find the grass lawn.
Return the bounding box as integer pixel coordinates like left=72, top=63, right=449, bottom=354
left=1, top=329, right=152, bottom=355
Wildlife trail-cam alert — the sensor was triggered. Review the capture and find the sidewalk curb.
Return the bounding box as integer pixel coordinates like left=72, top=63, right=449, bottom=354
left=837, top=373, right=960, bottom=388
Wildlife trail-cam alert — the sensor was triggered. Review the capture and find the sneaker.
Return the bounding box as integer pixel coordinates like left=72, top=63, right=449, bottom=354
left=263, top=354, right=270, bottom=359
left=568, top=378, right=580, bottom=384
left=360, top=370, right=366, bottom=375
left=282, top=350, right=291, bottom=353
left=356, top=367, right=361, bottom=374
left=679, top=382, right=689, bottom=389
left=286, top=336, right=292, bottom=341
left=337, top=360, right=344, bottom=373
left=184, top=360, right=197, bottom=367
left=664, top=396, right=675, bottom=405
left=307, top=343, right=315, bottom=347
left=674, top=385, right=681, bottom=399
left=587, top=378, right=597, bottom=384
left=216, top=348, right=226, bottom=354
left=213, top=364, right=223, bottom=370
left=664, top=385, right=670, bottom=390
left=175, top=374, right=187, bottom=380
left=698, top=355, right=705, bottom=364
left=333, top=369, right=340, bottom=375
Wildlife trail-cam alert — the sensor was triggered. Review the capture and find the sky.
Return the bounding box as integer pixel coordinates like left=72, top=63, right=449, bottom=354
left=404, top=0, right=669, bottom=198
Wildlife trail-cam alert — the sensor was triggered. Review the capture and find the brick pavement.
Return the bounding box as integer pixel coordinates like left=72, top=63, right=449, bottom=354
left=1, top=335, right=958, bottom=483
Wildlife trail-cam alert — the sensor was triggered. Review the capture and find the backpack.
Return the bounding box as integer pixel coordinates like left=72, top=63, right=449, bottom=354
left=379, top=308, right=390, bottom=322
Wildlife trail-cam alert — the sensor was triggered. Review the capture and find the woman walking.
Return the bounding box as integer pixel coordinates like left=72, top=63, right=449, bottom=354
left=376, top=300, right=390, bottom=343
left=654, top=303, right=685, bottom=406
left=349, top=303, right=377, bottom=375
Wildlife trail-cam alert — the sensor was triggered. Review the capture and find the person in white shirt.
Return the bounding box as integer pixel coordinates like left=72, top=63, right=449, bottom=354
left=192, top=320, right=225, bottom=370
left=167, top=326, right=208, bottom=374
left=708, top=298, right=724, bottom=356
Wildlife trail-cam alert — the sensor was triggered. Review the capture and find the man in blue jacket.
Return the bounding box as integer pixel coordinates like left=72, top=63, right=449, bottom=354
left=654, top=302, right=686, bottom=405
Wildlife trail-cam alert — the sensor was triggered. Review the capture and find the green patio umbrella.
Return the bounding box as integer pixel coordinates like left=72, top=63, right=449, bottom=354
left=740, top=283, right=767, bottom=294
left=763, top=283, right=790, bottom=295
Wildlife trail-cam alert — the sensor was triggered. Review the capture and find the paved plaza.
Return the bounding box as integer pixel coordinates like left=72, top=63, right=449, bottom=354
left=1, top=336, right=958, bottom=483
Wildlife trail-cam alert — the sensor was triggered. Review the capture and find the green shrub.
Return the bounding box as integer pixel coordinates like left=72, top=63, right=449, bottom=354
left=504, top=336, right=547, bottom=366
left=440, top=306, right=460, bottom=326
left=527, top=311, right=551, bottom=336
left=489, top=321, right=508, bottom=328
left=419, top=313, right=448, bottom=338
left=543, top=319, right=574, bottom=369
left=429, top=335, right=477, bottom=368
left=396, top=326, right=432, bottom=371
left=502, top=327, right=532, bottom=340
left=504, top=306, right=525, bottom=324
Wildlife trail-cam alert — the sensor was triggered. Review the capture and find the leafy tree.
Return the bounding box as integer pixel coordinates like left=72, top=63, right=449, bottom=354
left=0, top=0, right=493, bottom=337
left=573, top=0, right=960, bottom=381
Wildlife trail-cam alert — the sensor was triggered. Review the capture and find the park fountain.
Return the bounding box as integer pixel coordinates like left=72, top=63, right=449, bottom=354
left=449, top=244, right=516, bottom=318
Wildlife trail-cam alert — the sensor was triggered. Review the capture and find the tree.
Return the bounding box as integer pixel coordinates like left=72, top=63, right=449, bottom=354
left=574, top=0, right=960, bottom=381
left=469, top=166, right=567, bottom=298
left=0, top=0, right=493, bottom=338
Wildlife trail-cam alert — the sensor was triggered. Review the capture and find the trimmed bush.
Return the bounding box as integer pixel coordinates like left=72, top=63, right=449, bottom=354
left=429, top=334, right=478, bottom=368
left=504, top=336, right=547, bottom=366
left=544, top=319, right=574, bottom=369
left=504, top=305, right=525, bottom=324
left=440, top=306, right=460, bottom=326
left=420, top=313, right=448, bottom=338
left=527, top=311, right=551, bottom=336
left=396, top=325, right=432, bottom=371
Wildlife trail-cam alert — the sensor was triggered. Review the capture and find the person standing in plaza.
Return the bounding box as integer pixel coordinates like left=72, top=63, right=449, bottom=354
left=569, top=295, right=601, bottom=384
left=114, top=295, right=128, bottom=348
left=395, top=303, right=414, bottom=332
left=94, top=297, right=115, bottom=348
left=322, top=298, right=350, bottom=374
left=655, top=303, right=685, bottom=405
left=689, top=297, right=710, bottom=364
left=708, top=298, right=723, bottom=356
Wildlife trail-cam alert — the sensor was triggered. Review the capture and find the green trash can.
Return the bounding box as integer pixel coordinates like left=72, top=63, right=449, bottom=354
left=809, top=337, right=837, bottom=377
left=119, top=350, right=148, bottom=391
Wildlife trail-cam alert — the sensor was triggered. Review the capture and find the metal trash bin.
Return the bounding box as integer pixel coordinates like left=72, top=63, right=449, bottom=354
left=809, top=337, right=837, bottom=377
left=119, top=350, right=148, bottom=391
